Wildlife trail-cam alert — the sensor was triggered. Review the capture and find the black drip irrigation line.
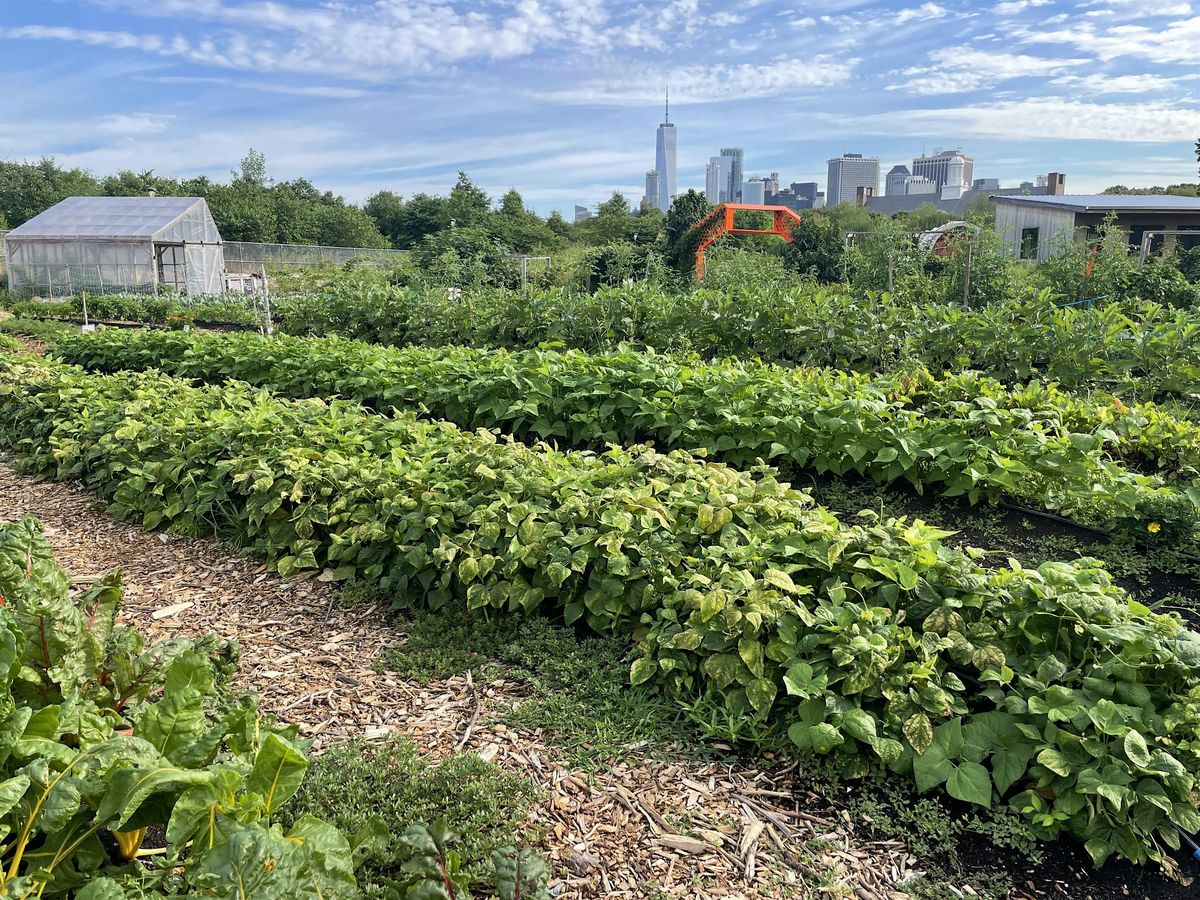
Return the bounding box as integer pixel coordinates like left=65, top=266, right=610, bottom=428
left=999, top=501, right=1111, bottom=536
left=1000, top=501, right=1200, bottom=566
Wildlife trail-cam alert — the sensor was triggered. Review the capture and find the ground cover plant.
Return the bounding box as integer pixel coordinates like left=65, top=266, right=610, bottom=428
left=271, top=284, right=1200, bottom=399
left=2, top=354, right=1199, bottom=875
left=54, top=329, right=1200, bottom=547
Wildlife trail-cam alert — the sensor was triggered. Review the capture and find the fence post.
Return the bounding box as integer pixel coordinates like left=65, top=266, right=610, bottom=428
left=261, top=263, right=273, bottom=335
left=962, top=241, right=973, bottom=307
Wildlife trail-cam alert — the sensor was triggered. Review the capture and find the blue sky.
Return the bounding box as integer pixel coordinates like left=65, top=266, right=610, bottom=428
left=1, top=0, right=1197, bottom=215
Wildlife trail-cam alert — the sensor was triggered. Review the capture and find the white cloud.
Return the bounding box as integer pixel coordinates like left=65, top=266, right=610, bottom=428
left=895, top=3, right=948, bottom=24
left=1051, top=73, right=1184, bottom=94
left=531, top=56, right=857, bottom=106
left=842, top=98, right=1200, bottom=143
left=145, top=75, right=373, bottom=98
left=1010, top=15, right=1200, bottom=64
left=95, top=112, right=173, bottom=135
left=993, top=0, right=1051, bottom=14
left=892, top=48, right=1087, bottom=94
left=2, top=0, right=612, bottom=79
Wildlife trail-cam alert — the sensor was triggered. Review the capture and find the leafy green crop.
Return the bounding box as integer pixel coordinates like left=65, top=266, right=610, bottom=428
left=1, top=293, right=262, bottom=328
left=54, top=329, right=1200, bottom=545
left=2, top=354, right=1198, bottom=873
left=0, top=515, right=368, bottom=896
left=269, top=284, right=1200, bottom=399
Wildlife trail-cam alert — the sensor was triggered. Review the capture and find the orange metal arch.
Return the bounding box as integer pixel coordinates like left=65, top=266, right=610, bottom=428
left=693, top=203, right=805, bottom=279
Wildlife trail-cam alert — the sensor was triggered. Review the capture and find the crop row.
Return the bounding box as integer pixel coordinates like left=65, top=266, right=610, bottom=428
left=1, top=293, right=263, bottom=327
left=2, top=352, right=1199, bottom=869
left=55, top=330, right=1200, bottom=545
left=271, top=284, right=1200, bottom=399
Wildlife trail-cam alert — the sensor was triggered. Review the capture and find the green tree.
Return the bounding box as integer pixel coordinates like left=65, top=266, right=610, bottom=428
left=0, top=158, right=100, bottom=227
left=99, top=169, right=184, bottom=198
left=591, top=191, right=636, bottom=244
left=782, top=215, right=845, bottom=283
left=663, top=189, right=712, bottom=273
left=545, top=210, right=572, bottom=241
left=236, top=148, right=269, bottom=187
left=364, top=191, right=406, bottom=247
left=311, top=204, right=390, bottom=249
left=391, top=194, right=451, bottom=248
left=447, top=172, right=491, bottom=227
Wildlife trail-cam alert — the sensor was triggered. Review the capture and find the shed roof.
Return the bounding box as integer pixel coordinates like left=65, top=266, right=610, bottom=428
left=5, top=196, right=217, bottom=241
left=991, top=194, right=1200, bottom=214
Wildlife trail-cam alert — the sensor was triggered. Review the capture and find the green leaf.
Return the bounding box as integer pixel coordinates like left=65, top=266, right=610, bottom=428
left=629, top=657, right=657, bottom=686
left=903, top=713, right=934, bottom=754
left=1036, top=749, right=1072, bottom=778
left=946, top=761, right=992, bottom=808
left=1123, top=730, right=1152, bottom=769
left=762, top=568, right=799, bottom=594
left=745, top=678, right=777, bottom=715
left=246, top=733, right=309, bottom=815
left=913, top=742, right=952, bottom=792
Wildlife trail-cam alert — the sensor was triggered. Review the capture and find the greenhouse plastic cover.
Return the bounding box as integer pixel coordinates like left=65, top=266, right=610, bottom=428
left=3, top=196, right=225, bottom=296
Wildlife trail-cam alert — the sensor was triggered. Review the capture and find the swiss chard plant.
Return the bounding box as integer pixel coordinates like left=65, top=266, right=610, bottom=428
left=0, top=514, right=376, bottom=896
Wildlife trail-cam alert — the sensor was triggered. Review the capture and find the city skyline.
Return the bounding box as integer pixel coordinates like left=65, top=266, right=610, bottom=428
left=0, top=0, right=1197, bottom=216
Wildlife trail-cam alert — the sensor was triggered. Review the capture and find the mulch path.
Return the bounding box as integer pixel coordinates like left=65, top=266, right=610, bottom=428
left=0, top=459, right=931, bottom=899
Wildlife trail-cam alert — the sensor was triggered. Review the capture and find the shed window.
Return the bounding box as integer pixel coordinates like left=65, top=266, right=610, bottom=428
left=1020, top=227, right=1040, bottom=260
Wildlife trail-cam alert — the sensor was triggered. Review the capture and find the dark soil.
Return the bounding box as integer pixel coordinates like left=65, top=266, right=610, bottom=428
left=992, top=832, right=1196, bottom=900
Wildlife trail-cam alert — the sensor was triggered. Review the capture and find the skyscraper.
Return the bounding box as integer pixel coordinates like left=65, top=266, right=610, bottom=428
left=654, top=90, right=677, bottom=212
left=706, top=155, right=731, bottom=204
left=742, top=177, right=766, bottom=205
left=644, top=170, right=659, bottom=209
left=720, top=147, right=744, bottom=203
left=913, top=149, right=974, bottom=189
left=826, top=153, right=880, bottom=206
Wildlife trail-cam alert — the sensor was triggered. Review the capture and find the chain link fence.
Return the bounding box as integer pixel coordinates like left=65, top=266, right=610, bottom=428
left=222, top=241, right=407, bottom=272
left=0, top=234, right=407, bottom=297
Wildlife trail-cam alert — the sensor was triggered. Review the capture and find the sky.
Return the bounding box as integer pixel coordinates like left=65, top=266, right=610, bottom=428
left=0, top=0, right=1197, bottom=216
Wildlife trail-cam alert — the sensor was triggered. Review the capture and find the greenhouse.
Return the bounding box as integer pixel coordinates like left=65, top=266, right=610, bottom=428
left=3, top=195, right=225, bottom=297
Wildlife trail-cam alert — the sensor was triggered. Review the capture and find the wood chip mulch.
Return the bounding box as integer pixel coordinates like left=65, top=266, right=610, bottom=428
left=0, top=459, right=952, bottom=899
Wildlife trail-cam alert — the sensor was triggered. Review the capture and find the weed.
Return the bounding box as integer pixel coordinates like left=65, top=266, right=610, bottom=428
left=374, top=603, right=701, bottom=768
left=281, top=736, right=539, bottom=895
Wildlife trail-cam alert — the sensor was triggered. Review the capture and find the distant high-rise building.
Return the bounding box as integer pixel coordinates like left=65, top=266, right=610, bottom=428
left=742, top=177, right=766, bottom=205
left=574, top=205, right=592, bottom=222
left=720, top=147, right=744, bottom=203
left=972, top=178, right=1001, bottom=191
left=1044, top=172, right=1066, bottom=195
left=886, top=165, right=911, bottom=196
left=764, top=172, right=780, bottom=196
left=706, top=156, right=731, bottom=204
left=827, top=153, right=880, bottom=206
left=644, top=170, right=659, bottom=209
left=654, top=90, right=677, bottom=212
left=791, top=182, right=819, bottom=203
left=913, top=149, right=974, bottom=189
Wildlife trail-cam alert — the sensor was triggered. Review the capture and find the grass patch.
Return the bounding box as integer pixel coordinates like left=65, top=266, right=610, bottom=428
left=362, top=589, right=707, bottom=767
left=0, top=317, right=78, bottom=343
left=281, top=735, right=539, bottom=896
